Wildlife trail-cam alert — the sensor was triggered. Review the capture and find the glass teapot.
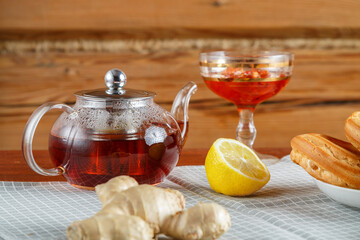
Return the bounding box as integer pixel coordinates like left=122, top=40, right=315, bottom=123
left=22, top=69, right=197, bottom=189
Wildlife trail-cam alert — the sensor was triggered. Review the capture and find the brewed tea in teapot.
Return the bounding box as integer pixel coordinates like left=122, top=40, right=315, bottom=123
left=22, top=69, right=197, bottom=189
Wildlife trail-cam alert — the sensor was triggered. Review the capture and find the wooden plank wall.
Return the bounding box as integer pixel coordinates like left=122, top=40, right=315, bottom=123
left=1, top=0, right=360, bottom=151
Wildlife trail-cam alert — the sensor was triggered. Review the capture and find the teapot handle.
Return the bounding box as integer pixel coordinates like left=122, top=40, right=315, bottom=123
left=22, top=103, right=76, bottom=176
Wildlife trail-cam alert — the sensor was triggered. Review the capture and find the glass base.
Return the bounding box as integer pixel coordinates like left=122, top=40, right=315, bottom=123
left=255, top=151, right=281, bottom=166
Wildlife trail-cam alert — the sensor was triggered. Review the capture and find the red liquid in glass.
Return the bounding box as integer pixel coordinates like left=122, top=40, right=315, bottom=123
left=204, top=78, right=290, bottom=107
left=49, top=126, right=182, bottom=189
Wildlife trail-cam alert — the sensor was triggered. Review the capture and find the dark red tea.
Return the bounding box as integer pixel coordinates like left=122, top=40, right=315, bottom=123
left=49, top=127, right=181, bottom=189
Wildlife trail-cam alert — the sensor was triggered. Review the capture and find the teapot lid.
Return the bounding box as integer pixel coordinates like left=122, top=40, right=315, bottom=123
left=75, top=69, right=156, bottom=100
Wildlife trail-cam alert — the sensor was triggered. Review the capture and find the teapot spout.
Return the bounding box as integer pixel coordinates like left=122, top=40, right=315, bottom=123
left=171, top=82, right=197, bottom=144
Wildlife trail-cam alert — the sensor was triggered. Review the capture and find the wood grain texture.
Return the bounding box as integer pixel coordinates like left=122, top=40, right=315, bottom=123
left=1, top=49, right=360, bottom=150
left=1, top=0, right=360, bottom=39
left=2, top=38, right=360, bottom=54
left=2, top=49, right=360, bottom=105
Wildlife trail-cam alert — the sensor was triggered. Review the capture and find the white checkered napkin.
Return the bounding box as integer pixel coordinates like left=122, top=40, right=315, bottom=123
left=1, top=156, right=360, bottom=240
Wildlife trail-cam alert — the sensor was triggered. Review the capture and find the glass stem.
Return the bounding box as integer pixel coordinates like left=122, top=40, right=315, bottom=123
left=236, top=107, right=256, bottom=148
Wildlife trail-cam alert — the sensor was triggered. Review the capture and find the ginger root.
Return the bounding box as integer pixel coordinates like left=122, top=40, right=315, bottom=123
left=67, top=176, right=231, bottom=240
left=100, top=184, right=185, bottom=233
left=95, top=175, right=138, bottom=205
left=162, top=202, right=231, bottom=240
left=67, top=213, right=153, bottom=240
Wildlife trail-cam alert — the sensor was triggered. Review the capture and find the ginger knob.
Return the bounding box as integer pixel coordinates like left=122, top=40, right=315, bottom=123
left=162, top=202, right=231, bottom=240
left=67, top=213, right=153, bottom=240
left=95, top=175, right=138, bottom=205
left=67, top=176, right=231, bottom=240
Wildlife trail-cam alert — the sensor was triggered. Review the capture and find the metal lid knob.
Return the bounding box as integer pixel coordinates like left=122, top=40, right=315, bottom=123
left=75, top=68, right=156, bottom=100
left=105, top=69, right=127, bottom=94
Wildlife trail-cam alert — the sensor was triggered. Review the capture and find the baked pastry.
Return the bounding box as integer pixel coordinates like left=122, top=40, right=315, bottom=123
left=290, top=133, right=360, bottom=189
left=345, top=111, right=360, bottom=151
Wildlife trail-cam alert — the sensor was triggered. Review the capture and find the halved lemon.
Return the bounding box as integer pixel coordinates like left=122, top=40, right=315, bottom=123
left=205, top=138, right=270, bottom=196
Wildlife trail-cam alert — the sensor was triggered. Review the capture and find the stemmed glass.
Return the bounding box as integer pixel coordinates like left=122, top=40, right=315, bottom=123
left=199, top=50, right=294, bottom=163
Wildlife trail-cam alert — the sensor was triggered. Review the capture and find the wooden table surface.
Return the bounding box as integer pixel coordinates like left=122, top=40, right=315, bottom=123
left=0, top=148, right=290, bottom=182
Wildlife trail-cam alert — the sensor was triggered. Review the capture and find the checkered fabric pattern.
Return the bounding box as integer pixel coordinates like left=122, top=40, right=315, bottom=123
left=0, top=155, right=359, bottom=240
